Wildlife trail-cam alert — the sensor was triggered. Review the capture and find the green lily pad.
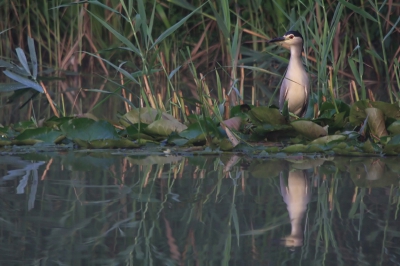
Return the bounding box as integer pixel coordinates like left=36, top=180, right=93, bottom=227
left=248, top=106, right=287, bottom=125
left=383, top=134, right=400, bottom=155
left=310, top=135, right=347, bottom=145
left=220, top=138, right=234, bottom=151
left=120, top=107, right=183, bottom=128
left=74, top=138, right=140, bottom=149
left=13, top=127, right=64, bottom=145
left=43, top=116, right=73, bottom=128
left=387, top=120, right=400, bottom=135
left=179, top=118, right=220, bottom=140
left=350, top=100, right=400, bottom=126
left=281, top=144, right=308, bottom=153
left=14, top=120, right=37, bottom=132
left=60, top=118, right=120, bottom=141
left=144, top=118, right=187, bottom=137
left=291, top=120, right=328, bottom=140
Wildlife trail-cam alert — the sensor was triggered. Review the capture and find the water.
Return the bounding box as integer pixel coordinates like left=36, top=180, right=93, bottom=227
left=1, top=151, right=400, bottom=265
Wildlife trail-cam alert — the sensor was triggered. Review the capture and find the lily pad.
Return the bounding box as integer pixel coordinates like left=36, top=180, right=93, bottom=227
left=120, top=107, right=186, bottom=131
left=310, top=135, right=346, bottom=145
left=13, top=127, right=64, bottom=145
left=350, top=100, right=400, bottom=126
left=387, top=120, right=400, bottom=135
left=74, top=138, right=140, bottom=149
left=291, top=120, right=328, bottom=140
left=383, top=134, right=400, bottom=155
left=60, top=118, right=120, bottom=141
left=144, top=118, right=187, bottom=137
left=248, top=106, right=287, bottom=125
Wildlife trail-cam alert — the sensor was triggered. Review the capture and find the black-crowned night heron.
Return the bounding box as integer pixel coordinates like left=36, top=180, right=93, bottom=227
left=269, top=31, right=309, bottom=117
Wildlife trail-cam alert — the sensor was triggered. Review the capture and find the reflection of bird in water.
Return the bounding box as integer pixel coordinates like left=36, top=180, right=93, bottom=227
left=279, top=169, right=311, bottom=247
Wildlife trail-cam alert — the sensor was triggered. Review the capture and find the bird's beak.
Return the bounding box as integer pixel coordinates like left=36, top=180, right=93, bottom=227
left=268, top=36, right=286, bottom=43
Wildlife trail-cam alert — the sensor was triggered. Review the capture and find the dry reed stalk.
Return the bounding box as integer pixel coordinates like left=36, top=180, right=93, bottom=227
left=40, top=81, right=59, bottom=117
left=143, top=75, right=157, bottom=108
left=351, top=80, right=359, bottom=101
left=120, top=72, right=130, bottom=113
left=157, top=92, right=166, bottom=111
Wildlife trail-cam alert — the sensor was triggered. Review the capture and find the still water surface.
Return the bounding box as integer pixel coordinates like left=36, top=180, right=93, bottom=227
left=1, top=151, right=400, bottom=265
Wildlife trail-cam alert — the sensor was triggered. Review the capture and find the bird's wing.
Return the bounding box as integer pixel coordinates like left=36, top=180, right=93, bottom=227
left=279, top=81, right=289, bottom=110
left=299, top=84, right=309, bottom=117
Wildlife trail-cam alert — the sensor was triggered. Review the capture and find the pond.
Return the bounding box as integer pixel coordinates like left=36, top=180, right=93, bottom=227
left=1, top=151, right=400, bottom=265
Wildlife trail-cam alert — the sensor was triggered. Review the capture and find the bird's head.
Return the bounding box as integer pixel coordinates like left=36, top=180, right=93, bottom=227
left=269, top=31, right=304, bottom=47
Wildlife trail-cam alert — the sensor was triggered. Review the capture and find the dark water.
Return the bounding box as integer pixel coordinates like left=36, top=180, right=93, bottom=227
left=1, top=151, right=400, bottom=265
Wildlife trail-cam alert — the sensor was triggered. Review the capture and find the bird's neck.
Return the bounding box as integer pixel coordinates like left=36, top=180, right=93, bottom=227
left=289, top=44, right=303, bottom=58
left=287, top=44, right=304, bottom=72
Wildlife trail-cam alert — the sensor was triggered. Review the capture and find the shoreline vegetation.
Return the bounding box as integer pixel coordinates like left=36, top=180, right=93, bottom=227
left=0, top=0, right=399, bottom=155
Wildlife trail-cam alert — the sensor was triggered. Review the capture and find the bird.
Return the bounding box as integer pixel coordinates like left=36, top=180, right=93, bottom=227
left=269, top=31, right=309, bottom=117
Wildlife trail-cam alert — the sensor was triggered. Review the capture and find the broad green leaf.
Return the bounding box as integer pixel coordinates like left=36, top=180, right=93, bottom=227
left=60, top=118, right=120, bottom=141
left=120, top=108, right=178, bottom=127
left=388, top=121, right=400, bottom=135
left=311, top=135, right=347, bottom=145
left=248, top=106, right=287, bottom=125
left=144, top=118, right=187, bottom=137
left=291, top=120, right=328, bottom=140
left=74, top=138, right=140, bottom=149
left=384, top=134, right=400, bottom=155
left=14, top=128, right=64, bottom=144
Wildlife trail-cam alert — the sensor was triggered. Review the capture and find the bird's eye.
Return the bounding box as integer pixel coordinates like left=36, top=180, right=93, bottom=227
left=289, top=35, right=294, bottom=39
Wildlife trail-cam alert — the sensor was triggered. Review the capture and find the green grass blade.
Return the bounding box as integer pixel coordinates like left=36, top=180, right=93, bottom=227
left=137, top=0, right=148, bottom=46
left=86, top=10, right=141, bottom=56
left=54, top=1, right=128, bottom=20
left=83, top=52, right=139, bottom=83
left=210, top=3, right=229, bottom=39
left=150, top=2, right=208, bottom=49
left=338, top=0, right=377, bottom=22
left=383, top=16, right=400, bottom=43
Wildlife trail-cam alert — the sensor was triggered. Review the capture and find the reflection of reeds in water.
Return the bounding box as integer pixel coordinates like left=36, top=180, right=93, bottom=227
left=2, top=155, right=400, bottom=263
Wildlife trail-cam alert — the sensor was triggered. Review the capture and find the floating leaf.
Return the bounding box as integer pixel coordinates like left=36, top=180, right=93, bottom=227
left=13, top=128, right=64, bottom=145
left=60, top=118, right=120, bottom=142
left=388, top=121, right=400, bottom=135
left=248, top=106, right=287, bottom=125
left=310, top=135, right=347, bottom=145
left=74, top=138, right=140, bottom=149
left=144, top=118, right=187, bottom=137
left=120, top=108, right=184, bottom=131
left=291, top=120, right=328, bottom=140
